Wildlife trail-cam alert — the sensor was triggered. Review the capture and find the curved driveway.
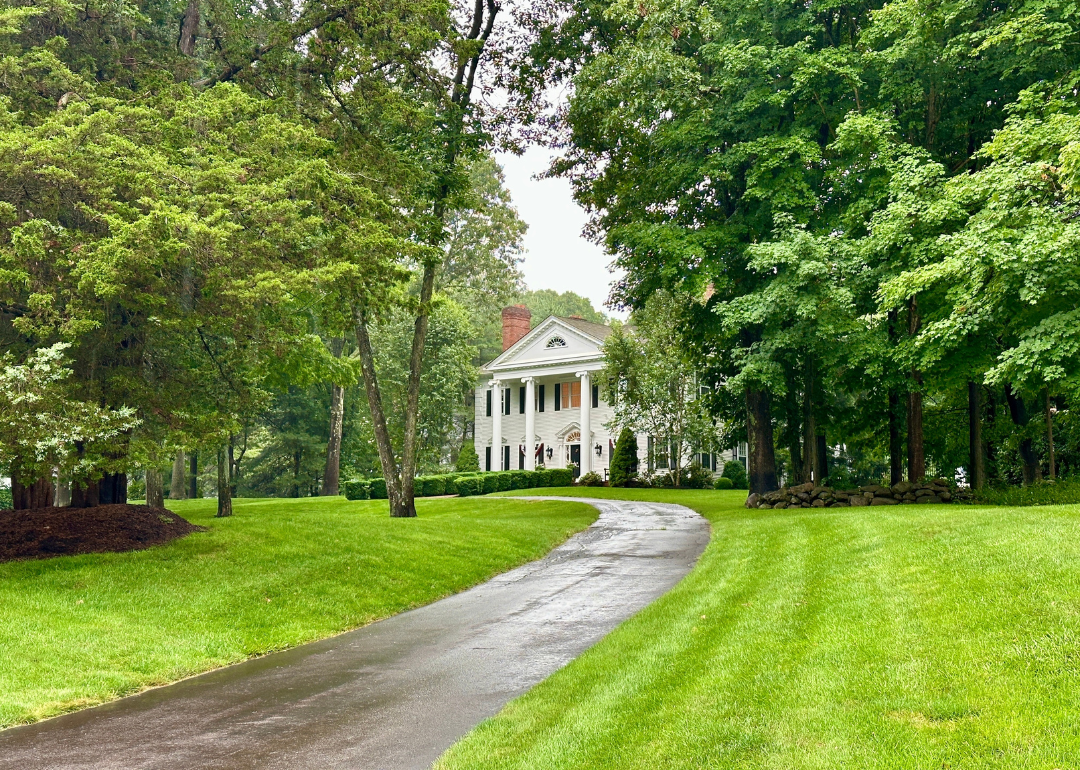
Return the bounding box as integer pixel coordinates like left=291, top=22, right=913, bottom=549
left=0, top=497, right=709, bottom=770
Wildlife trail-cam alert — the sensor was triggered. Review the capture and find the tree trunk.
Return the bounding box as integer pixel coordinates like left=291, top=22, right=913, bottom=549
left=746, top=389, right=779, bottom=494
left=968, top=382, right=985, bottom=490
left=784, top=380, right=803, bottom=485
left=907, top=299, right=925, bottom=482
left=888, top=389, right=903, bottom=485
left=1045, top=388, right=1056, bottom=480
left=228, top=436, right=239, bottom=497
left=1005, top=385, right=1039, bottom=485
left=55, top=478, right=71, bottom=507
left=145, top=468, right=165, bottom=508
left=11, top=475, right=54, bottom=510
left=815, top=432, right=828, bottom=484
left=985, top=387, right=998, bottom=480
left=189, top=451, right=198, bottom=499
left=216, top=447, right=232, bottom=517
left=98, top=472, right=127, bottom=505
left=355, top=311, right=415, bottom=517
left=323, top=338, right=346, bottom=496
left=801, top=362, right=817, bottom=483
left=178, top=0, right=199, bottom=56
left=170, top=450, right=186, bottom=499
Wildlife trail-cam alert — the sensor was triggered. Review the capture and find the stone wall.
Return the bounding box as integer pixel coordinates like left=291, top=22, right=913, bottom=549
left=746, top=479, right=967, bottom=509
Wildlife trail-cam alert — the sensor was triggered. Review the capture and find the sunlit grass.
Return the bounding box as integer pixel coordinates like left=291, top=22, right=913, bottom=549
left=0, top=494, right=596, bottom=728
left=437, top=488, right=1080, bottom=769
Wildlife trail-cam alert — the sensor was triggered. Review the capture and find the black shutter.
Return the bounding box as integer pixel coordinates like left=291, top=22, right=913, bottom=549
left=485, top=446, right=491, bottom=471
left=519, top=446, right=525, bottom=469
left=538, top=384, right=545, bottom=412
left=592, top=384, right=599, bottom=409
left=519, top=386, right=526, bottom=414
left=503, top=445, right=511, bottom=471
left=504, top=388, right=511, bottom=415
left=554, top=383, right=561, bottom=411
left=486, top=389, right=492, bottom=417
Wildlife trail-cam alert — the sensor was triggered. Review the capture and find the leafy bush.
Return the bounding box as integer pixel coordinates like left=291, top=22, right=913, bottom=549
left=547, top=468, right=575, bottom=487
left=481, top=474, right=500, bottom=495
left=455, top=441, right=481, bottom=473
left=455, top=475, right=484, bottom=497
left=0, top=486, right=11, bottom=510
left=368, top=478, right=388, bottom=500
left=682, top=463, right=715, bottom=489
left=440, top=475, right=460, bottom=495
left=494, top=472, right=513, bottom=492
left=722, top=460, right=749, bottom=490
left=578, top=471, right=605, bottom=487
left=714, top=476, right=734, bottom=490
left=508, top=471, right=532, bottom=490
left=417, top=476, right=445, bottom=497
left=343, top=480, right=370, bottom=500
left=610, top=427, right=639, bottom=487
left=971, top=477, right=1080, bottom=506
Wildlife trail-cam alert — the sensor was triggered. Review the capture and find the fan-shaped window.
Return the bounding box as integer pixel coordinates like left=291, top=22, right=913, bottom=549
left=546, top=335, right=567, bottom=348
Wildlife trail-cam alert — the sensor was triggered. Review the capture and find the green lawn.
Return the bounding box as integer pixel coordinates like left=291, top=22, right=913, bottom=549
left=437, top=488, right=1080, bottom=769
left=0, top=494, right=596, bottom=728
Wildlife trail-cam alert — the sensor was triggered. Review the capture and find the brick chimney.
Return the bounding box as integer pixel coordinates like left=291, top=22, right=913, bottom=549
left=502, top=305, right=531, bottom=351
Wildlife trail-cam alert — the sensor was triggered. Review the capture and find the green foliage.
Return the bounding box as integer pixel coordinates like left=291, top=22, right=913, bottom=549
left=493, top=472, right=513, bottom=492
left=546, top=469, right=575, bottom=488
left=343, top=480, right=371, bottom=501
left=481, top=474, right=501, bottom=495
left=577, top=471, right=606, bottom=487
left=507, top=471, right=533, bottom=490
left=721, top=461, right=749, bottom=491
left=455, top=475, right=484, bottom=497
left=417, top=476, right=446, bottom=497
left=971, top=478, right=1080, bottom=507
left=609, top=428, right=639, bottom=487
left=714, top=476, right=734, bottom=490
left=368, top=479, right=388, bottom=500
left=681, top=463, right=715, bottom=490
left=455, top=441, right=482, bottom=473
left=0, top=487, right=11, bottom=510
left=518, top=289, right=607, bottom=326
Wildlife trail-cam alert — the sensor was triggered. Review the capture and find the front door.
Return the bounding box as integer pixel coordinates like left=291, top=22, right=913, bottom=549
left=569, top=444, right=581, bottom=477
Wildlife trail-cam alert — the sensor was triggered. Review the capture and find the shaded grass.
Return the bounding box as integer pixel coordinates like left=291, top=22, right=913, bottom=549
left=972, top=476, right=1080, bottom=507
left=437, top=488, right=1080, bottom=769
left=0, top=494, right=596, bottom=728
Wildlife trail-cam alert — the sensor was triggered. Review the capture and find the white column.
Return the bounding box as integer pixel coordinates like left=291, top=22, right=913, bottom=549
left=490, top=379, right=502, bottom=471
left=577, top=370, right=592, bottom=475
left=522, top=377, right=536, bottom=471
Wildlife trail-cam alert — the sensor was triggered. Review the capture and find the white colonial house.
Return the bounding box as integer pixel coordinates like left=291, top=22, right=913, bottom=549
left=474, top=306, right=746, bottom=478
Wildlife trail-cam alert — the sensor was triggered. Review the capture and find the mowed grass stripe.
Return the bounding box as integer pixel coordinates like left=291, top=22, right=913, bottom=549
left=437, top=490, right=1080, bottom=768
left=0, top=495, right=597, bottom=728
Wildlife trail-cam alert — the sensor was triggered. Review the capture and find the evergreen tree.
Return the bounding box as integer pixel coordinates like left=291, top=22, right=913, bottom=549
left=609, top=428, right=639, bottom=487
left=455, top=441, right=481, bottom=473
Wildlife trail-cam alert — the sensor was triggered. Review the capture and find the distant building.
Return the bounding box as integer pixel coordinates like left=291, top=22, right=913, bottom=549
left=474, top=306, right=745, bottom=478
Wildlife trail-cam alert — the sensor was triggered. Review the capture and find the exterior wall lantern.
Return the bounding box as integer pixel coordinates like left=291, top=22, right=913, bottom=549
left=545, top=447, right=554, bottom=459
left=594, top=443, right=603, bottom=457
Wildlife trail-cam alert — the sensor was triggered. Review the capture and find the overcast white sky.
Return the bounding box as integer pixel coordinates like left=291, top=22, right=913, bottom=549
left=495, top=148, right=627, bottom=320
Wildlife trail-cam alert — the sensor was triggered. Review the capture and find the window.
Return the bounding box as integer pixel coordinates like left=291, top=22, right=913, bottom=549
left=561, top=381, right=581, bottom=409
left=546, top=335, right=567, bottom=348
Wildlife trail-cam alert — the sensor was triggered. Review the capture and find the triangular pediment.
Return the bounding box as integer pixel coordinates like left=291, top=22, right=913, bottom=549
left=485, top=316, right=605, bottom=372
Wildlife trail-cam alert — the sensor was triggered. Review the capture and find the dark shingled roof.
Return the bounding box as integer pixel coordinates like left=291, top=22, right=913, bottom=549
left=558, top=316, right=613, bottom=341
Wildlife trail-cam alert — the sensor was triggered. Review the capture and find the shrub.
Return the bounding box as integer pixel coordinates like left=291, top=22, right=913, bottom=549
left=682, top=462, right=715, bottom=489
left=494, top=472, right=513, bottom=492
left=971, top=477, right=1080, bottom=506
left=548, top=468, right=575, bottom=487
left=343, top=480, right=370, bottom=500
left=440, top=475, right=460, bottom=495
left=508, top=471, right=532, bottom=490
left=455, top=475, right=484, bottom=497
left=481, top=474, right=500, bottom=495
left=714, top=476, right=734, bottom=490
left=0, top=486, right=11, bottom=510
left=417, top=476, right=445, bottom=497
left=455, top=441, right=481, bottom=473
left=368, top=478, right=388, bottom=499
left=578, top=471, right=605, bottom=487
left=722, top=460, right=749, bottom=490
left=610, top=427, right=639, bottom=487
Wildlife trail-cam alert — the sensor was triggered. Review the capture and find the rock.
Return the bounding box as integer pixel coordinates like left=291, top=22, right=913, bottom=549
left=870, top=496, right=899, bottom=505
left=940, top=491, right=952, bottom=502
left=848, top=495, right=869, bottom=507
left=758, top=503, right=771, bottom=509
left=811, top=498, right=826, bottom=507
left=811, top=486, right=828, bottom=497
left=916, top=495, right=941, bottom=504
left=891, top=481, right=913, bottom=495
left=801, top=503, right=811, bottom=508
left=773, top=502, right=788, bottom=509
left=835, top=492, right=850, bottom=500
left=789, top=496, right=800, bottom=505
left=828, top=501, right=849, bottom=507
left=764, top=490, right=786, bottom=504
left=915, top=488, right=936, bottom=497
left=860, top=484, right=890, bottom=495
left=903, top=493, right=917, bottom=502
left=746, top=493, right=760, bottom=509
left=791, top=482, right=815, bottom=494
left=932, top=478, right=949, bottom=486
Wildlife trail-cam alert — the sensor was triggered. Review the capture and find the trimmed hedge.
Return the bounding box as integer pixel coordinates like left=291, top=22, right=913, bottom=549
left=456, top=475, right=484, bottom=497
left=508, top=471, right=533, bottom=490
left=481, top=474, right=500, bottom=495
left=368, top=478, right=388, bottom=499
left=547, top=468, right=575, bottom=487
left=417, top=476, right=446, bottom=497
left=714, top=476, right=734, bottom=490
left=343, top=480, right=370, bottom=500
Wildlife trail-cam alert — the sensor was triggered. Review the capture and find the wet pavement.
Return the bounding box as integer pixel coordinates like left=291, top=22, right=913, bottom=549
left=0, top=497, right=709, bottom=770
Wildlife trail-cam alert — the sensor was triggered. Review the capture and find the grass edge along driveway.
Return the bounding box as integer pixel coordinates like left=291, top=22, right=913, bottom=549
left=0, top=494, right=597, bottom=728
left=436, top=488, right=1080, bottom=769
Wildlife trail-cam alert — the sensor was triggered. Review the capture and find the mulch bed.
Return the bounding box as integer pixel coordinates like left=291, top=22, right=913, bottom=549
left=0, top=504, right=206, bottom=563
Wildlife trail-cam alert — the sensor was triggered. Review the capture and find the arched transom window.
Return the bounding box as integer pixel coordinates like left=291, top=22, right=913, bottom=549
left=546, top=335, right=567, bottom=348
